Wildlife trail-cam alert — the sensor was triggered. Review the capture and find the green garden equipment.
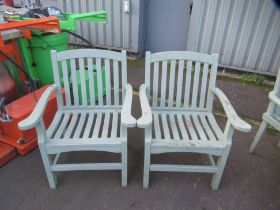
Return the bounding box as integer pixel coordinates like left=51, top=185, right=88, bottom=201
left=15, top=10, right=107, bottom=86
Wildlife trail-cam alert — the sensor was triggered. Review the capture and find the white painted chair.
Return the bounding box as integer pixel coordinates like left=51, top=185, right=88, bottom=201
left=138, top=51, right=251, bottom=190
left=18, top=49, right=136, bottom=188
left=250, top=68, right=280, bottom=153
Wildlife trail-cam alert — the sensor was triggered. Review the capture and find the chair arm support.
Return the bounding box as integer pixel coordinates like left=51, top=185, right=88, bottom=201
left=212, top=87, right=251, bottom=132
left=121, top=84, right=136, bottom=127
left=137, top=84, right=153, bottom=128
left=18, top=84, right=58, bottom=130
left=268, top=91, right=280, bottom=106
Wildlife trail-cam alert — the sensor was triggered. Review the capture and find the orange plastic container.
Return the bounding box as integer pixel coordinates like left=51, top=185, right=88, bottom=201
left=0, top=142, right=17, bottom=167
left=0, top=85, right=61, bottom=155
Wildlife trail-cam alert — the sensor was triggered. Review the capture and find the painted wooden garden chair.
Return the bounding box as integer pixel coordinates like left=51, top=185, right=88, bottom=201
left=138, top=51, right=251, bottom=190
left=18, top=49, right=136, bottom=188
left=250, top=67, right=280, bottom=153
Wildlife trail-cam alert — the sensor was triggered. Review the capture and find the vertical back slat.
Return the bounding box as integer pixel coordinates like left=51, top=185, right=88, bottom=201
left=145, top=52, right=151, bottom=101
left=152, top=62, right=159, bottom=107
left=175, top=60, right=185, bottom=107
left=51, top=50, right=63, bottom=107
left=61, top=60, right=71, bottom=106
left=191, top=62, right=201, bottom=108
left=168, top=60, right=176, bottom=107
left=206, top=54, right=219, bottom=111
left=199, top=63, right=209, bottom=108
left=96, top=58, right=103, bottom=106
left=104, top=59, right=111, bottom=105
left=87, top=57, right=96, bottom=106
left=121, top=50, right=127, bottom=103
left=70, top=58, right=79, bottom=106
left=183, top=61, right=192, bottom=108
left=79, top=58, right=87, bottom=106
left=113, top=60, right=119, bottom=105
left=160, top=61, right=168, bottom=108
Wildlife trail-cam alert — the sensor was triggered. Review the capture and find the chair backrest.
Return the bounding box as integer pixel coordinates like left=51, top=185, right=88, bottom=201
left=145, top=51, right=219, bottom=110
left=51, top=49, right=127, bottom=108
left=273, top=67, right=280, bottom=94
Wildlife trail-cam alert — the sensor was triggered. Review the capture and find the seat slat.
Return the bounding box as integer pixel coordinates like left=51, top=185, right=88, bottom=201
left=160, top=113, right=170, bottom=139
left=73, top=112, right=87, bottom=138
left=92, top=113, right=103, bottom=138
left=183, top=113, right=199, bottom=140
left=46, top=111, right=63, bottom=138
left=199, top=113, right=217, bottom=141
left=191, top=114, right=208, bottom=141
left=153, top=113, right=161, bottom=139
left=63, top=112, right=80, bottom=139
left=169, top=114, right=180, bottom=139
left=176, top=113, right=190, bottom=140
left=83, top=112, right=95, bottom=138
left=101, top=112, right=111, bottom=138
left=110, top=111, right=118, bottom=138
left=53, top=113, right=71, bottom=139
left=207, top=114, right=224, bottom=141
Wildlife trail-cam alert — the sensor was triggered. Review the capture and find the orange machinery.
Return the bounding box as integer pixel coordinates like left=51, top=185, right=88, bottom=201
left=0, top=16, right=61, bottom=166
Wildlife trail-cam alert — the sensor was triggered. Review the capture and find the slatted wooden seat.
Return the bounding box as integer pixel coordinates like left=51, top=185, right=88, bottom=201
left=150, top=112, right=224, bottom=150
left=138, top=51, right=251, bottom=190
left=18, top=49, right=136, bottom=188
left=250, top=67, right=280, bottom=153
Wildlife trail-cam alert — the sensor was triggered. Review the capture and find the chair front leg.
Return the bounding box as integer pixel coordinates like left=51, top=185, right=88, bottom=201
left=249, top=121, right=268, bottom=153
left=36, top=122, right=57, bottom=189
left=211, top=121, right=234, bottom=190
left=143, top=127, right=152, bottom=188
left=211, top=146, right=231, bottom=190
left=121, top=126, right=127, bottom=187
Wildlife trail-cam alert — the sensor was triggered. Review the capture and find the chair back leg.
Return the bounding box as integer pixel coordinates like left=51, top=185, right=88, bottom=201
left=249, top=121, right=268, bottom=153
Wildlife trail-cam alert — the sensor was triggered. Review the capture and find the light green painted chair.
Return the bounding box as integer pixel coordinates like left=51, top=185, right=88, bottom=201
left=18, top=49, right=136, bottom=188
left=138, top=51, right=251, bottom=190
left=250, top=67, right=280, bottom=153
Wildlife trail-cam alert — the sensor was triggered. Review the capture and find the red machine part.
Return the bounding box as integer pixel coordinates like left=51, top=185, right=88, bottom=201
left=0, top=85, right=62, bottom=155
left=0, top=142, right=17, bottom=167
left=3, top=0, right=14, bottom=7
left=0, top=16, right=61, bottom=47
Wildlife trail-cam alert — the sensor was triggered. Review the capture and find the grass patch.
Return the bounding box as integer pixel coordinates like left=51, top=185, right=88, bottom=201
left=240, top=73, right=266, bottom=85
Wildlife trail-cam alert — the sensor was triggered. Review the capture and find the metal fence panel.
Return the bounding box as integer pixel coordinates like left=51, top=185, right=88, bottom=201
left=58, top=0, right=142, bottom=53
left=187, top=0, right=280, bottom=75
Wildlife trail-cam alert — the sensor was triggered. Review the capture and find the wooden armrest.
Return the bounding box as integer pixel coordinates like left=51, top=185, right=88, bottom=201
left=121, top=84, right=136, bottom=127
left=18, top=84, right=58, bottom=130
left=212, top=87, right=251, bottom=132
left=269, top=91, right=280, bottom=106
left=137, top=84, right=152, bottom=128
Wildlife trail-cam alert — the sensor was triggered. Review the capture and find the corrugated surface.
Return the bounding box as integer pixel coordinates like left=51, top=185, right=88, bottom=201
left=187, top=0, right=280, bottom=75
left=58, top=0, right=142, bottom=53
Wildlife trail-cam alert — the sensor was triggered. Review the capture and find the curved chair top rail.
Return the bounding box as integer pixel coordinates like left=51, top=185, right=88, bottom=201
left=53, top=49, right=126, bottom=61
left=147, top=51, right=218, bottom=65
